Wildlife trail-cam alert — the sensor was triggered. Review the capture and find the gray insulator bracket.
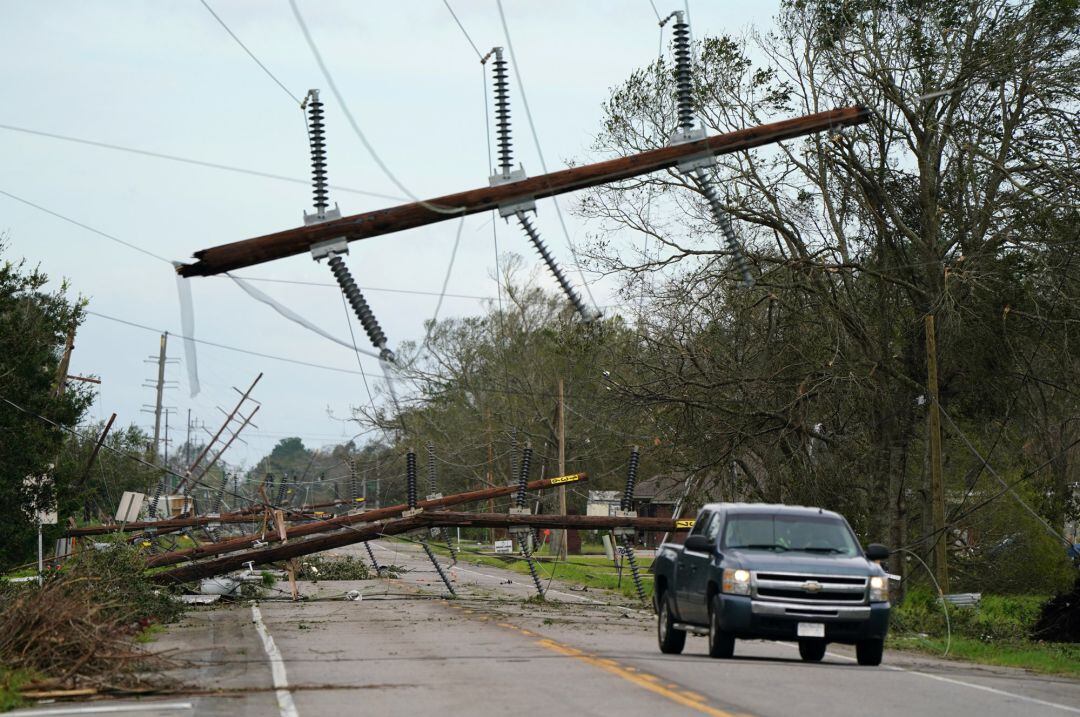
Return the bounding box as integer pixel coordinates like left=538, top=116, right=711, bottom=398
left=426, top=493, right=443, bottom=501
left=310, top=237, right=348, bottom=261
left=490, top=166, right=536, bottom=218
left=614, top=509, right=638, bottom=536
left=303, top=204, right=342, bottom=227
left=402, top=507, right=424, bottom=518
left=508, top=507, right=532, bottom=535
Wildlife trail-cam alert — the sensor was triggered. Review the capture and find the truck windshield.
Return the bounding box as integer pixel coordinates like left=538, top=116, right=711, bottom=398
left=722, top=514, right=859, bottom=557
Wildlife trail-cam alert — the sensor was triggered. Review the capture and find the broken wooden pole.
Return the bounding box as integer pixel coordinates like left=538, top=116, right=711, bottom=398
left=145, top=473, right=588, bottom=568
left=177, top=107, right=868, bottom=277
left=152, top=508, right=687, bottom=584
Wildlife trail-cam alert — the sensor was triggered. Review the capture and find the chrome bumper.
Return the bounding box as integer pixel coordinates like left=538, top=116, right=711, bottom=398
left=751, top=599, right=871, bottom=620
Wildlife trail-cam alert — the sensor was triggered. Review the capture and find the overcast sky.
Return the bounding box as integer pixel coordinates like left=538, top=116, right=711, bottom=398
left=1, top=0, right=779, bottom=469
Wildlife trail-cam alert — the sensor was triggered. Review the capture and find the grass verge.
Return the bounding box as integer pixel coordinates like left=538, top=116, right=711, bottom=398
left=427, top=541, right=654, bottom=602
left=889, top=635, right=1080, bottom=677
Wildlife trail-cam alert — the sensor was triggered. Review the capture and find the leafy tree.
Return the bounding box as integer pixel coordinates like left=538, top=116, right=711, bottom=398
left=0, top=243, right=92, bottom=569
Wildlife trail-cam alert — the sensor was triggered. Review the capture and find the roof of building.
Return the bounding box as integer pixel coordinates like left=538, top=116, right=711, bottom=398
left=634, top=473, right=689, bottom=503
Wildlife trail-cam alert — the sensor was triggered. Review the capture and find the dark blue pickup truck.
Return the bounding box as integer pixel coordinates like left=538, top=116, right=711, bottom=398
left=651, top=503, right=891, bottom=666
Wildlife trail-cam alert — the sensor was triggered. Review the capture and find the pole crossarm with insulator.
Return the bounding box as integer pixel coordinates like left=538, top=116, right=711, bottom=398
left=176, top=107, right=868, bottom=278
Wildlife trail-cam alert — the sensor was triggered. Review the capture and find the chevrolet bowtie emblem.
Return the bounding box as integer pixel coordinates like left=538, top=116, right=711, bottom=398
left=802, top=581, right=823, bottom=593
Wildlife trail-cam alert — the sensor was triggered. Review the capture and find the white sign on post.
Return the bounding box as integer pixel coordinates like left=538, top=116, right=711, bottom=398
left=494, top=539, right=514, bottom=554
left=115, top=492, right=146, bottom=523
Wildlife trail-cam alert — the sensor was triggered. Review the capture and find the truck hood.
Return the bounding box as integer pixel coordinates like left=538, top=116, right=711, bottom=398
left=725, top=550, right=878, bottom=576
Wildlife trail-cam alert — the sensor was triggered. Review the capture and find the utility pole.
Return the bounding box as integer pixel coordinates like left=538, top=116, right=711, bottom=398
left=556, top=378, right=567, bottom=559
left=925, top=314, right=949, bottom=594
left=150, top=333, right=167, bottom=461
left=52, top=323, right=77, bottom=398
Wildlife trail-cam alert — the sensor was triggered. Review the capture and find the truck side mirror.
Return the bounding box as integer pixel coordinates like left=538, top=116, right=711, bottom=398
left=865, top=543, right=889, bottom=561
left=684, top=535, right=714, bottom=553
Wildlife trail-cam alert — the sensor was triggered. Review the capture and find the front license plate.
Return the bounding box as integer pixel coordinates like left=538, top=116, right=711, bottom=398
left=797, top=622, right=825, bottom=638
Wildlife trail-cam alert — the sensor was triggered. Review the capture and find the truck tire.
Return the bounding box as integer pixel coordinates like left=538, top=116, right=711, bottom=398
left=798, top=639, right=826, bottom=662
left=856, top=639, right=884, bottom=666
left=707, top=595, right=735, bottom=658
left=657, top=593, right=686, bottom=654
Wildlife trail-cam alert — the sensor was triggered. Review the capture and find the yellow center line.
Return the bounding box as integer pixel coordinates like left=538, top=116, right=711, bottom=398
left=533, top=638, right=749, bottom=717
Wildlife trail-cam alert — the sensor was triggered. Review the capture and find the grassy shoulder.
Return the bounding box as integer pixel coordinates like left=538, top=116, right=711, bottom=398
left=426, top=540, right=654, bottom=602
left=889, top=635, right=1080, bottom=677
left=0, top=669, right=32, bottom=712
left=888, top=587, right=1080, bottom=677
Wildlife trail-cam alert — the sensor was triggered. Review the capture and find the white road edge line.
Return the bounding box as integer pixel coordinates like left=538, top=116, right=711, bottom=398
left=789, top=644, right=1080, bottom=715
left=11, top=703, right=193, bottom=715
left=251, top=604, right=300, bottom=717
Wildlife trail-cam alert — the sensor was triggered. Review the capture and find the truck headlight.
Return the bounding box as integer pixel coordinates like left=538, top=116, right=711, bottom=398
left=869, top=575, right=889, bottom=602
left=723, top=568, right=751, bottom=595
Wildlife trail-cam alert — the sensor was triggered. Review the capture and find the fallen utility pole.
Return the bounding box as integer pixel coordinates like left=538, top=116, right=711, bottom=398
left=145, top=472, right=588, bottom=568
left=175, top=373, right=261, bottom=492
left=153, top=509, right=687, bottom=584
left=177, top=107, right=868, bottom=277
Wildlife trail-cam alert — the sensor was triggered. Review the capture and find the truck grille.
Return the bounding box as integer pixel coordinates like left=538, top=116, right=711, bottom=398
left=753, top=572, right=867, bottom=604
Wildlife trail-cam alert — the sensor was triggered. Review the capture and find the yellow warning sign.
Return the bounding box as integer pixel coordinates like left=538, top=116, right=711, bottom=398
left=675, top=519, right=696, bottom=529
left=549, top=473, right=583, bottom=485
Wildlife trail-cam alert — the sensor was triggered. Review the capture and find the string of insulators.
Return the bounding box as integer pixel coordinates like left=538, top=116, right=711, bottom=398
left=692, top=168, right=754, bottom=286
left=516, top=211, right=592, bottom=319
left=516, top=443, right=533, bottom=509
left=348, top=459, right=358, bottom=503
left=211, top=473, right=227, bottom=514
left=671, top=15, right=696, bottom=132
left=510, top=428, right=518, bottom=482
left=521, top=540, right=545, bottom=598
left=421, top=539, right=457, bottom=596
left=426, top=442, right=437, bottom=495
left=491, top=48, right=513, bottom=177
left=621, top=446, right=640, bottom=511
left=275, top=473, right=289, bottom=506
left=148, top=477, right=166, bottom=518
left=327, top=254, right=395, bottom=362
left=305, top=89, right=329, bottom=218
left=622, top=541, right=648, bottom=603
left=364, top=542, right=382, bottom=572
left=406, top=449, right=418, bottom=510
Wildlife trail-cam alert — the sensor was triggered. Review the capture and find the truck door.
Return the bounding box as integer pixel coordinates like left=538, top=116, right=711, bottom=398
left=676, top=511, right=717, bottom=625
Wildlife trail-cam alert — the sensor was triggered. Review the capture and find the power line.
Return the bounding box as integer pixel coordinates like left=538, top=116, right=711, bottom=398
left=288, top=0, right=462, bottom=216
left=0, top=123, right=405, bottom=202
left=0, top=188, right=173, bottom=264
left=494, top=0, right=601, bottom=316
left=198, top=0, right=301, bottom=105
left=85, top=309, right=378, bottom=377
left=441, top=0, right=483, bottom=59
left=219, top=274, right=494, bottom=301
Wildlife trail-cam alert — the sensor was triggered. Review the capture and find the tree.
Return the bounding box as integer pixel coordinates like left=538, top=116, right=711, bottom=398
left=578, top=0, right=1079, bottom=584
left=0, top=242, right=93, bottom=569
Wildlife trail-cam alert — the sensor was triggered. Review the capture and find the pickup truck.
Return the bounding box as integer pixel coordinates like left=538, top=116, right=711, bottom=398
left=651, top=503, right=891, bottom=666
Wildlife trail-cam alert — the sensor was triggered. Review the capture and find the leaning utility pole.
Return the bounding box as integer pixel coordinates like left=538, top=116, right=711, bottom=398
left=148, top=333, right=168, bottom=462
left=925, top=314, right=949, bottom=593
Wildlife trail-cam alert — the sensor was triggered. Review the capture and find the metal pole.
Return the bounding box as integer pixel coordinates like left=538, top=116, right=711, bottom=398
left=37, top=522, right=44, bottom=585
left=150, top=332, right=167, bottom=462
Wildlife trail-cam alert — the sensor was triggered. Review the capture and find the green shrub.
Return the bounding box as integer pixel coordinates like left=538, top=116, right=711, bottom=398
left=892, top=586, right=1047, bottom=641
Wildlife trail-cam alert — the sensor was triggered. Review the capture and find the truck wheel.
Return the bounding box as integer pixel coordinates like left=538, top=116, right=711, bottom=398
left=855, top=639, right=884, bottom=666
left=707, top=595, right=735, bottom=658
left=798, top=639, right=826, bottom=662
left=657, top=593, right=686, bottom=654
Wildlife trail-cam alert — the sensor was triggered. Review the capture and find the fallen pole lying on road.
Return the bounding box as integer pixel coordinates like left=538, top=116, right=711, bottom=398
left=152, top=507, right=687, bottom=584
left=147, top=473, right=588, bottom=568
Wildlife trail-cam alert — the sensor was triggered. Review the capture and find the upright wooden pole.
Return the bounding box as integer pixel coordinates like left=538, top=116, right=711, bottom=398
left=925, top=314, right=949, bottom=594
left=556, top=379, right=567, bottom=559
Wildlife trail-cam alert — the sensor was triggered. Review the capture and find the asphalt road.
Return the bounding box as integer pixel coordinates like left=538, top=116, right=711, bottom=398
left=13, top=539, right=1080, bottom=717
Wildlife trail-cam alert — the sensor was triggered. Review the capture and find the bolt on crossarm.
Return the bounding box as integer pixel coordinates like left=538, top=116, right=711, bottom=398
left=303, top=88, right=395, bottom=362
left=484, top=48, right=598, bottom=322
left=661, top=11, right=754, bottom=288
